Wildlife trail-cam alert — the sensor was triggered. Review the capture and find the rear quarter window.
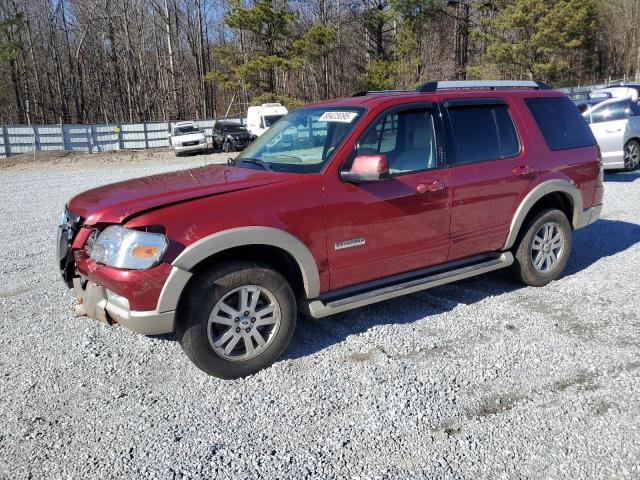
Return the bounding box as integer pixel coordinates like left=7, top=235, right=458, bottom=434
left=525, top=96, right=596, bottom=151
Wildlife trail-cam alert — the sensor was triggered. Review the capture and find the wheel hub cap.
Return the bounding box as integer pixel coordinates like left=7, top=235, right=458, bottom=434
left=625, top=143, right=639, bottom=169
left=207, top=285, right=281, bottom=361
left=531, top=222, right=564, bottom=273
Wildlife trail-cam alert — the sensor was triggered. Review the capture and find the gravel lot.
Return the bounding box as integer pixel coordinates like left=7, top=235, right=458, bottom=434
left=1, top=149, right=639, bottom=479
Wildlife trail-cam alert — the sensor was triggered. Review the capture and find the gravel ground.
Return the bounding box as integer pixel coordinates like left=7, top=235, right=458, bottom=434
left=1, top=150, right=639, bottom=479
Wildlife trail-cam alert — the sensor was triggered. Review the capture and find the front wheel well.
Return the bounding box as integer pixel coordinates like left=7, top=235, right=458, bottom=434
left=184, top=244, right=306, bottom=300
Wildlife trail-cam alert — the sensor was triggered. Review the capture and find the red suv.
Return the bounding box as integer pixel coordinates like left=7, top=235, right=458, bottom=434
left=58, top=80, right=603, bottom=378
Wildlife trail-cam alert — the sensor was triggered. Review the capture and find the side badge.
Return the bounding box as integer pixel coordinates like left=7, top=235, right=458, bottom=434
left=335, top=237, right=366, bottom=250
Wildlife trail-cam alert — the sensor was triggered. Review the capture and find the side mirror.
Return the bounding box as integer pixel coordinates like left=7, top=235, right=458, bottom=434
left=340, top=154, right=390, bottom=183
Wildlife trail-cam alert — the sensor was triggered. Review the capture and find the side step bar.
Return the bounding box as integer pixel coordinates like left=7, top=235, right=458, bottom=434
left=305, top=252, right=514, bottom=318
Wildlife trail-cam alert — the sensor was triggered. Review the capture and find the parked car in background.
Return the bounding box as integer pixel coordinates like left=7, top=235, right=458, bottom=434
left=212, top=121, right=254, bottom=152
left=246, top=103, right=288, bottom=137
left=59, top=80, right=603, bottom=378
left=573, top=93, right=612, bottom=113
left=582, top=97, right=640, bottom=170
left=169, top=121, right=208, bottom=156
left=592, top=83, right=640, bottom=102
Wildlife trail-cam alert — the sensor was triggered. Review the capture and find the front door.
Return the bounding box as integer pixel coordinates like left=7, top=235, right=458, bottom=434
left=324, top=104, right=451, bottom=290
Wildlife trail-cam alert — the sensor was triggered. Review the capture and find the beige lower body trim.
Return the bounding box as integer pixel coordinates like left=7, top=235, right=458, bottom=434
left=574, top=204, right=603, bottom=230
left=72, top=279, right=175, bottom=335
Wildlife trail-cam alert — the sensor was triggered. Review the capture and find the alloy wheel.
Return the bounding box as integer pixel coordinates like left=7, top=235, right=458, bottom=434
left=207, top=285, right=281, bottom=361
left=624, top=141, right=640, bottom=170
left=531, top=222, right=565, bottom=273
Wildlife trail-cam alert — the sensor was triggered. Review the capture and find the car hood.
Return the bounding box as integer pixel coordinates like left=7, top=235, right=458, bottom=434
left=68, top=165, right=300, bottom=225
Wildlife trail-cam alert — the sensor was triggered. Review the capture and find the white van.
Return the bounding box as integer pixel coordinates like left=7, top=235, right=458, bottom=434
left=246, top=103, right=288, bottom=137
left=169, top=121, right=208, bottom=156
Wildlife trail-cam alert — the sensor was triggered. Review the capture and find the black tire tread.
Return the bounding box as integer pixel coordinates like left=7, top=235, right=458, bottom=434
left=511, top=208, right=572, bottom=287
left=177, top=261, right=296, bottom=379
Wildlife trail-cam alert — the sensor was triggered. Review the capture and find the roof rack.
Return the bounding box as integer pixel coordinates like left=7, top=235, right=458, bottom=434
left=352, top=89, right=409, bottom=97
left=416, top=80, right=551, bottom=92
left=352, top=80, right=551, bottom=97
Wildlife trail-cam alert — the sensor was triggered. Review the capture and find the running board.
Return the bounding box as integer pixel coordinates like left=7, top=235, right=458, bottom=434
left=305, top=252, right=514, bottom=318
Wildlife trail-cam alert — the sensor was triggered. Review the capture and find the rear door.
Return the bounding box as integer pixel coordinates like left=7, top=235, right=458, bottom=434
left=441, top=97, right=532, bottom=260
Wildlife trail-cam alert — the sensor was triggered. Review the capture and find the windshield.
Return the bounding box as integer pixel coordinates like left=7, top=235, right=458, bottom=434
left=173, top=125, right=202, bottom=136
left=218, top=124, right=247, bottom=133
left=235, top=106, right=365, bottom=173
left=263, top=114, right=284, bottom=128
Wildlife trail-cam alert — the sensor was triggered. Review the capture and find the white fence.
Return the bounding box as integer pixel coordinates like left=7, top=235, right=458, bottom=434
left=0, top=118, right=244, bottom=158
left=559, top=74, right=640, bottom=96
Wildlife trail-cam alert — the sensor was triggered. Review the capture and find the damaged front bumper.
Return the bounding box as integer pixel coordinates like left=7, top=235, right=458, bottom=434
left=72, top=277, right=175, bottom=335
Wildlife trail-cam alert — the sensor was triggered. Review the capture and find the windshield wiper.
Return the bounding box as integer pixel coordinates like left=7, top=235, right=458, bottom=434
left=236, top=158, right=273, bottom=171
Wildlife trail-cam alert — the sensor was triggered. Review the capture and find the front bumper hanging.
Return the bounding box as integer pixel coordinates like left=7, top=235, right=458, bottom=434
left=72, top=278, right=175, bottom=335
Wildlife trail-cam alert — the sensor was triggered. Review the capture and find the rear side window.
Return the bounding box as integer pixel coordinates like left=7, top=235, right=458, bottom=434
left=447, top=104, right=520, bottom=165
left=628, top=101, right=640, bottom=116
left=525, top=96, right=596, bottom=151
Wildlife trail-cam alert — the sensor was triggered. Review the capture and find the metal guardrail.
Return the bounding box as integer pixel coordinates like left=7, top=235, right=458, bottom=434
left=0, top=118, right=245, bottom=158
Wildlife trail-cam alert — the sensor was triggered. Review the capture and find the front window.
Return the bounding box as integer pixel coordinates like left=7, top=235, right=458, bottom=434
left=235, top=106, right=365, bottom=173
left=262, top=114, right=284, bottom=128
left=173, top=125, right=202, bottom=136
left=585, top=99, right=630, bottom=124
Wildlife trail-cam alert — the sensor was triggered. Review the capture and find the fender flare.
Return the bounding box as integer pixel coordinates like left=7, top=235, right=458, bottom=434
left=503, top=179, right=583, bottom=250
left=156, top=226, right=321, bottom=313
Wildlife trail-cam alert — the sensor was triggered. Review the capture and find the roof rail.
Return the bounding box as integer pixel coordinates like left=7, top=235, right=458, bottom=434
left=416, top=80, right=551, bottom=92
left=352, top=89, right=410, bottom=97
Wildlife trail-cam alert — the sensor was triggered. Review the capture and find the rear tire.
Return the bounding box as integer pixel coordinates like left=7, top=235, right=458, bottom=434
left=511, top=209, right=572, bottom=287
left=623, top=139, right=640, bottom=171
left=177, top=261, right=297, bottom=379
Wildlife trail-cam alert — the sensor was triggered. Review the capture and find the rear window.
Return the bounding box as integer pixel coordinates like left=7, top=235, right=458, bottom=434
left=525, top=96, right=596, bottom=151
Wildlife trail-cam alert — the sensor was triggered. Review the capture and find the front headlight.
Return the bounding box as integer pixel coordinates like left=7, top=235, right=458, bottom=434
left=90, top=225, right=168, bottom=270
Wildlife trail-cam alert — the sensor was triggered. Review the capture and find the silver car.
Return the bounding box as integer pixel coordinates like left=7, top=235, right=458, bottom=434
left=582, top=97, right=640, bottom=171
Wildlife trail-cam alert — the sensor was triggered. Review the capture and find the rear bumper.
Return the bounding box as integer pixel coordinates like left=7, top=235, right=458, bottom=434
left=575, top=203, right=603, bottom=229
left=72, top=278, right=175, bottom=335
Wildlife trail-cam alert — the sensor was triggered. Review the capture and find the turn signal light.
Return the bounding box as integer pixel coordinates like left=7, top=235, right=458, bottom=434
left=132, top=245, right=161, bottom=258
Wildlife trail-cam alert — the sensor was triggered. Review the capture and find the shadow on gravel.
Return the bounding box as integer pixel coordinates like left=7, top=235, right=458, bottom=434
left=285, top=219, right=640, bottom=360
left=565, top=219, right=640, bottom=275
left=604, top=171, right=640, bottom=182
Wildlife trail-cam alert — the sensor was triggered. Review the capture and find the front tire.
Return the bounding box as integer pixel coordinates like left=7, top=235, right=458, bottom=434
left=177, top=261, right=297, bottom=379
left=623, top=139, right=640, bottom=171
left=222, top=141, right=231, bottom=153
left=511, top=208, right=572, bottom=287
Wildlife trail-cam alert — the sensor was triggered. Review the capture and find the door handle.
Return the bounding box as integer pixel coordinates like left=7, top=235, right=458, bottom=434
left=417, top=180, right=446, bottom=193
left=605, top=128, right=622, bottom=133
left=512, top=164, right=535, bottom=177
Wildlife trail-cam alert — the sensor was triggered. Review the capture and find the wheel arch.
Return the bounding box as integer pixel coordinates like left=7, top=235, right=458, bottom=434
left=504, top=179, right=582, bottom=250
left=157, top=227, right=320, bottom=314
